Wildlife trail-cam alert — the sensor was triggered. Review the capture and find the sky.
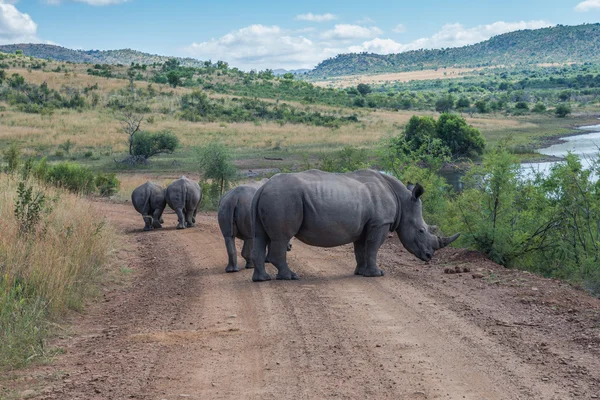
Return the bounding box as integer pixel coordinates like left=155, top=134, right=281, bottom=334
left=1, top=0, right=600, bottom=70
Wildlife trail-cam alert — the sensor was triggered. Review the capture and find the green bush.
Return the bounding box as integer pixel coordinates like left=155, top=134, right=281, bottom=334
left=555, top=103, right=572, bottom=118
left=196, top=142, right=238, bottom=196
left=95, top=173, right=120, bottom=197
left=3, top=143, right=21, bottom=174
left=46, top=162, right=96, bottom=194
left=132, top=130, right=179, bottom=160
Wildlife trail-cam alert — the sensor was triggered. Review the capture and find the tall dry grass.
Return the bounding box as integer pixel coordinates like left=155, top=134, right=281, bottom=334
left=0, top=173, right=117, bottom=370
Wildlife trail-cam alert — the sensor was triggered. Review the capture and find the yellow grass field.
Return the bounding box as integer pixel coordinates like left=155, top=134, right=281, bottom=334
left=312, top=67, right=484, bottom=88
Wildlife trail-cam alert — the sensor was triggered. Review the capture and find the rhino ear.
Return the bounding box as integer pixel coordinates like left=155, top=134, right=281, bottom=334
left=411, top=183, right=425, bottom=201
left=407, top=181, right=415, bottom=191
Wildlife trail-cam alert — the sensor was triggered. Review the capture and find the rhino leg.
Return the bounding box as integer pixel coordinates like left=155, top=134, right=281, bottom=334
left=242, top=239, right=254, bottom=269
left=362, top=225, right=388, bottom=277
left=142, top=215, right=153, bottom=231
left=353, top=237, right=367, bottom=275
left=267, top=240, right=298, bottom=280
left=224, top=236, right=240, bottom=273
left=251, top=225, right=272, bottom=282
left=185, top=208, right=195, bottom=228
left=175, top=208, right=186, bottom=229
left=152, top=208, right=163, bottom=229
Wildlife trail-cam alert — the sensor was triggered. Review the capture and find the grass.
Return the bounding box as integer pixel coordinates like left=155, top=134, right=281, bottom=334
left=0, top=173, right=117, bottom=370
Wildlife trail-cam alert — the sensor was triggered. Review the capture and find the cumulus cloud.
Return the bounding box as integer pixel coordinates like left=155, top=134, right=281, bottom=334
left=575, top=0, right=600, bottom=11
left=350, top=20, right=552, bottom=54
left=393, top=24, right=406, bottom=33
left=185, top=24, right=340, bottom=70
left=295, top=12, right=336, bottom=22
left=46, top=0, right=129, bottom=5
left=0, top=0, right=39, bottom=44
left=184, top=20, right=553, bottom=70
left=321, top=24, right=383, bottom=41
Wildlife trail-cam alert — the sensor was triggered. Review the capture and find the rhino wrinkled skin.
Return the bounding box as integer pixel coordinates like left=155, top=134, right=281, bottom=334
left=131, top=181, right=166, bottom=231
left=165, top=176, right=202, bottom=229
left=251, top=169, right=460, bottom=282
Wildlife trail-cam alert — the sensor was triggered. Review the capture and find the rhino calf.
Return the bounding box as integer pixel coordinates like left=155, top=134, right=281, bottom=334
left=131, top=181, right=166, bottom=231
left=251, top=169, right=459, bottom=282
left=166, top=176, right=202, bottom=229
left=218, top=180, right=266, bottom=272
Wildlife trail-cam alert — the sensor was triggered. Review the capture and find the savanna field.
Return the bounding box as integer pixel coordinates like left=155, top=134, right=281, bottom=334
left=1, top=44, right=600, bottom=399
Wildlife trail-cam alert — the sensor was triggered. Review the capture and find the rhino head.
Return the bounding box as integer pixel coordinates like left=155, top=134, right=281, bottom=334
left=396, top=182, right=460, bottom=262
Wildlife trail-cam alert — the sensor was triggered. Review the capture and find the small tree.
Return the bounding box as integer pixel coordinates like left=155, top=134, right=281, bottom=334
left=167, top=71, right=181, bottom=88
left=132, top=130, right=179, bottom=160
left=196, top=142, right=237, bottom=196
left=117, top=108, right=144, bottom=156
left=356, top=83, right=371, bottom=96
left=555, top=104, right=572, bottom=118
left=436, top=113, right=485, bottom=158
left=3, top=143, right=21, bottom=174
left=435, top=94, right=455, bottom=112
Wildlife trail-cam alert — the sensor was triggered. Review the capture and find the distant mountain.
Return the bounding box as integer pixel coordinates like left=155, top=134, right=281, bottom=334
left=272, top=68, right=311, bottom=76
left=0, top=44, right=206, bottom=67
left=308, top=23, right=600, bottom=78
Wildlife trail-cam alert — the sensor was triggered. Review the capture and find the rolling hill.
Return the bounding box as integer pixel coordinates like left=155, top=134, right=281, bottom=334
left=308, top=23, right=600, bottom=78
left=0, top=44, right=207, bottom=67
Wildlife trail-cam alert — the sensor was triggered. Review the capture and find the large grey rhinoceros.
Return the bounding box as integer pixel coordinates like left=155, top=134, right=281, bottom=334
left=131, top=181, right=166, bottom=231
left=165, top=176, right=202, bottom=229
left=217, top=179, right=268, bottom=273
left=251, top=169, right=460, bottom=282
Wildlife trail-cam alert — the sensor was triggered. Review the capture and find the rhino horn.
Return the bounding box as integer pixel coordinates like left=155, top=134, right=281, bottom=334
left=435, top=233, right=460, bottom=249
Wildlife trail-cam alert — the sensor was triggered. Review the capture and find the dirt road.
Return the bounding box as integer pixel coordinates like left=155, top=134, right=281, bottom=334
left=23, top=202, right=600, bottom=399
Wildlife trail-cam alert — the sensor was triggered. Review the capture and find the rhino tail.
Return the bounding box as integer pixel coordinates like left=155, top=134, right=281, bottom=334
left=141, top=187, right=153, bottom=225
left=251, top=184, right=269, bottom=242
left=217, top=199, right=236, bottom=238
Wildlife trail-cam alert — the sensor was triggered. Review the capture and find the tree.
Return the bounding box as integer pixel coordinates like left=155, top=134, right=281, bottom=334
left=436, top=113, right=485, bottom=158
left=132, top=130, right=179, bottom=159
left=282, top=73, right=294, bottom=80
left=196, top=142, right=237, bottom=196
left=117, top=108, right=144, bottom=156
left=555, top=104, right=572, bottom=118
left=167, top=71, right=181, bottom=88
left=435, top=94, right=455, bottom=112
left=356, top=83, right=371, bottom=96
left=456, top=96, right=470, bottom=109
left=475, top=99, right=489, bottom=113
left=403, top=115, right=437, bottom=150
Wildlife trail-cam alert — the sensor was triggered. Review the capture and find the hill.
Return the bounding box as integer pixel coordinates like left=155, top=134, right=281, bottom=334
left=308, top=23, right=600, bottom=78
left=0, top=44, right=207, bottom=67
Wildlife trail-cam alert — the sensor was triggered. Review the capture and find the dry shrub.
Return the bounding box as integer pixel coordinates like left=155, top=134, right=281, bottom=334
left=0, top=174, right=117, bottom=370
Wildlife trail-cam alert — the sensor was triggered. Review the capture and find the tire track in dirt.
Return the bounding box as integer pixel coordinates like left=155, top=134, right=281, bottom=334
left=32, top=201, right=600, bottom=400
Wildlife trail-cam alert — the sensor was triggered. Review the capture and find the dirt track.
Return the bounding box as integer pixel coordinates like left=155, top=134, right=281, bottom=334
left=23, top=202, right=600, bottom=399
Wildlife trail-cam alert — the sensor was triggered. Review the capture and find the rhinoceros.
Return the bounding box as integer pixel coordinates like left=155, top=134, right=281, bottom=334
left=251, top=169, right=459, bottom=282
left=165, top=176, right=202, bottom=229
left=218, top=179, right=293, bottom=273
left=218, top=179, right=268, bottom=272
left=131, top=181, right=166, bottom=231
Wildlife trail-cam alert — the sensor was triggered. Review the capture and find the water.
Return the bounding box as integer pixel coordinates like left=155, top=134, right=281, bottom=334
left=442, top=122, right=600, bottom=190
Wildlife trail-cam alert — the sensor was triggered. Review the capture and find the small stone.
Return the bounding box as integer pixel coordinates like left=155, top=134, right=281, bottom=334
left=462, top=267, right=471, bottom=273
left=472, top=273, right=484, bottom=279
left=376, top=344, right=382, bottom=347
left=541, top=377, right=549, bottom=382
left=531, top=287, right=539, bottom=291
left=20, top=390, right=35, bottom=398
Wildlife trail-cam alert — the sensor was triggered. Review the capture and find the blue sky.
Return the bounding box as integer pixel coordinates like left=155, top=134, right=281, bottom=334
left=1, top=0, right=600, bottom=70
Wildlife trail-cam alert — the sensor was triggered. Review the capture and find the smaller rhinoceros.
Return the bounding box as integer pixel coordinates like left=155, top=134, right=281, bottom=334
left=218, top=180, right=268, bottom=272
left=131, top=181, right=166, bottom=231
left=218, top=179, right=293, bottom=273
left=166, top=176, right=202, bottom=229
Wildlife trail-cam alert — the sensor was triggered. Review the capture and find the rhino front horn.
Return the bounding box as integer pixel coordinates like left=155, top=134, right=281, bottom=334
left=436, top=233, right=460, bottom=249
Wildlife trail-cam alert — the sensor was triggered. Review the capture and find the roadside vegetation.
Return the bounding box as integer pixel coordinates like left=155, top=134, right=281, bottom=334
left=0, top=168, right=117, bottom=370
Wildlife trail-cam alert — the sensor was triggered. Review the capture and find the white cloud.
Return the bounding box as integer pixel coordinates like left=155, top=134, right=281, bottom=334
left=295, top=13, right=336, bottom=22
left=183, top=20, right=553, bottom=71
left=0, top=1, right=39, bottom=44
left=321, top=24, right=383, bottom=41
left=575, top=0, right=600, bottom=11
left=46, top=0, right=129, bottom=5
left=393, top=24, right=406, bottom=33
left=351, top=20, right=552, bottom=54
left=185, top=24, right=340, bottom=70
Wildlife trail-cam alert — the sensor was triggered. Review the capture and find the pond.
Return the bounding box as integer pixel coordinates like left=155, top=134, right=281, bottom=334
left=442, top=122, right=600, bottom=191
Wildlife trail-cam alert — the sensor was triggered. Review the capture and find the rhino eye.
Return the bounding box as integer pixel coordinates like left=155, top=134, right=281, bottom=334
left=419, top=228, right=425, bottom=233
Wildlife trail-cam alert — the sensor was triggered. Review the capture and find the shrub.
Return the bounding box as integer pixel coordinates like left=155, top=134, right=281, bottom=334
left=46, top=162, right=96, bottom=194
left=3, top=143, right=21, bottom=174
left=555, top=104, right=572, bottom=118
left=131, top=130, right=179, bottom=160
left=95, top=173, right=120, bottom=197
left=196, top=142, right=237, bottom=196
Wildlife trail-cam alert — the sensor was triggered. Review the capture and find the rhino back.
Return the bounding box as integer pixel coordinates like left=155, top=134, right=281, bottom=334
left=257, top=170, right=398, bottom=247
left=132, top=182, right=163, bottom=214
